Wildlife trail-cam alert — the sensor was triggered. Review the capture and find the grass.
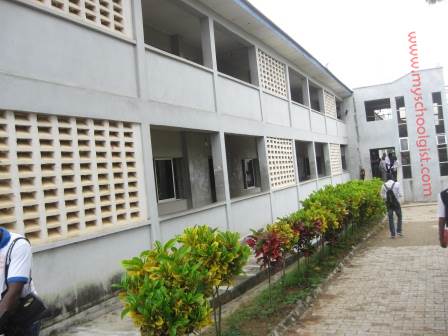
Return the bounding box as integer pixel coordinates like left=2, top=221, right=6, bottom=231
left=206, top=218, right=382, bottom=336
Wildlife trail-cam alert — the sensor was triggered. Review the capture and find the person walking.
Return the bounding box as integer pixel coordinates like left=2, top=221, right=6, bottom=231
left=0, top=227, right=43, bottom=335
left=437, top=189, right=448, bottom=248
left=381, top=174, right=403, bottom=238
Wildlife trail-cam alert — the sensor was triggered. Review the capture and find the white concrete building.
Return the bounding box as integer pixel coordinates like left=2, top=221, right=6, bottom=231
left=349, top=68, right=448, bottom=202
left=0, top=0, right=352, bottom=326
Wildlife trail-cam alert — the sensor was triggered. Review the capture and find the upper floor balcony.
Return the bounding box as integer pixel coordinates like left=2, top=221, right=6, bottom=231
left=1, top=0, right=351, bottom=138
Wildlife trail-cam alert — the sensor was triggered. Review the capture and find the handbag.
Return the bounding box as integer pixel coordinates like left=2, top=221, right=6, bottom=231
left=443, top=227, right=448, bottom=246
left=2, top=238, right=47, bottom=328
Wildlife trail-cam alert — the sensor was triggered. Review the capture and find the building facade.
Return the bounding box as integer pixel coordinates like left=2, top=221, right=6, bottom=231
left=350, top=68, right=448, bottom=202
left=0, top=0, right=352, bottom=326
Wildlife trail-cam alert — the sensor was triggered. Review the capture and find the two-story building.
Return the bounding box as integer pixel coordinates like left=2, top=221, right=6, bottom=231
left=0, top=0, right=353, bottom=326
left=350, top=68, right=448, bottom=202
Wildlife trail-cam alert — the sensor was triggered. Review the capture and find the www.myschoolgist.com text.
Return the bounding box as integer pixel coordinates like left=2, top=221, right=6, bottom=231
left=408, top=31, right=432, bottom=197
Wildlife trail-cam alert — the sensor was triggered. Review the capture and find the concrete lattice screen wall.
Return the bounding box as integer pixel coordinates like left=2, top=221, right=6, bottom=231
left=329, top=143, right=343, bottom=176
left=257, top=49, right=288, bottom=98
left=266, top=137, right=296, bottom=189
left=0, top=110, right=145, bottom=245
left=324, top=91, right=337, bottom=118
left=24, top=0, right=129, bottom=36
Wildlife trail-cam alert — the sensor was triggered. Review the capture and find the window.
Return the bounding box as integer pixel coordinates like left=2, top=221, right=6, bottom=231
left=400, top=138, right=409, bottom=151
left=365, top=98, right=392, bottom=121
left=225, top=135, right=265, bottom=198
left=142, top=0, right=205, bottom=65
left=295, top=141, right=316, bottom=182
left=314, top=142, right=329, bottom=177
left=433, top=92, right=445, bottom=134
left=155, top=159, right=176, bottom=201
left=289, top=69, right=307, bottom=105
left=341, top=145, right=348, bottom=171
left=309, top=83, right=323, bottom=112
left=242, top=159, right=257, bottom=189
left=401, top=151, right=412, bottom=179
left=433, top=92, right=448, bottom=175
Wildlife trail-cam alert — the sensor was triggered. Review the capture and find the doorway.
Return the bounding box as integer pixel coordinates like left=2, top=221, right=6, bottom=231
left=369, top=147, right=395, bottom=179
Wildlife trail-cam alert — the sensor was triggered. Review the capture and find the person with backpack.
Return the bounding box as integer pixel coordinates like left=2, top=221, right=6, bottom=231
left=380, top=173, right=403, bottom=238
left=0, top=227, right=44, bottom=335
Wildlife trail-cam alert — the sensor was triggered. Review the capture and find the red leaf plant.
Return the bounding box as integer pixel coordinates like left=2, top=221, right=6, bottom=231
left=245, top=230, right=285, bottom=270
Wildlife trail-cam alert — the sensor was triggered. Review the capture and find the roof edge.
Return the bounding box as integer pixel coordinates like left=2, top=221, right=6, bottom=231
left=353, top=67, right=443, bottom=90
left=236, top=0, right=353, bottom=95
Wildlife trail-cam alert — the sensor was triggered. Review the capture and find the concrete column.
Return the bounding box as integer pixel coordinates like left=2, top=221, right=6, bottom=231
left=201, top=17, right=220, bottom=115
left=291, top=140, right=301, bottom=210
left=257, top=136, right=271, bottom=192
left=311, top=141, right=319, bottom=180
left=215, top=132, right=232, bottom=230
left=285, top=66, right=293, bottom=127
left=211, top=133, right=226, bottom=203
left=130, top=0, right=149, bottom=99
left=258, top=136, right=274, bottom=222
left=305, top=77, right=312, bottom=128
left=318, top=88, right=325, bottom=114
left=248, top=46, right=259, bottom=86
left=302, top=78, right=310, bottom=107
left=140, top=125, right=161, bottom=245
left=201, top=16, right=217, bottom=70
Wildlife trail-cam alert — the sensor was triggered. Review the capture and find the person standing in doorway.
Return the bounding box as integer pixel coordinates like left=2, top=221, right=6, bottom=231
left=379, top=153, right=388, bottom=181
left=381, top=174, right=403, bottom=238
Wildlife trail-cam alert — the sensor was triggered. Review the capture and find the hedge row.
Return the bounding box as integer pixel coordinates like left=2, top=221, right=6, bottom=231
left=118, top=179, right=385, bottom=336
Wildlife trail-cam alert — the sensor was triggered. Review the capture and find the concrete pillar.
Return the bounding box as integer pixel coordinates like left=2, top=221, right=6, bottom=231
left=257, top=136, right=271, bottom=192
left=302, top=78, right=310, bottom=107
left=311, top=141, right=319, bottom=180
left=325, top=143, right=332, bottom=179
left=201, top=16, right=217, bottom=70
left=248, top=46, right=259, bottom=86
left=130, top=0, right=149, bottom=99
left=285, top=66, right=293, bottom=127
left=216, top=131, right=231, bottom=231
left=140, top=125, right=161, bottom=245
left=318, top=87, right=325, bottom=114
left=211, top=133, right=226, bottom=203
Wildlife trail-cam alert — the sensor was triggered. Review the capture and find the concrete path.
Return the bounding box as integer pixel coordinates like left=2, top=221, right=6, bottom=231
left=286, top=203, right=448, bottom=336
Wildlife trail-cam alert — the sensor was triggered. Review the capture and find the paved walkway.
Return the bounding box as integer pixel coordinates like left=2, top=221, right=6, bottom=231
left=286, top=203, right=448, bottom=336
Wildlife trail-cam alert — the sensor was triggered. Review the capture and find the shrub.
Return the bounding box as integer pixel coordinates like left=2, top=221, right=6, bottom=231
left=118, top=240, right=211, bottom=336
left=118, top=226, right=249, bottom=336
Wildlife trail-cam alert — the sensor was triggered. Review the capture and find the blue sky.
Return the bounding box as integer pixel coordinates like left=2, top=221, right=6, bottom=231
left=248, top=0, right=448, bottom=89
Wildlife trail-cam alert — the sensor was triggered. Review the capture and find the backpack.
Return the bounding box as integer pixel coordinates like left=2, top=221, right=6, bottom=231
left=385, top=182, right=399, bottom=209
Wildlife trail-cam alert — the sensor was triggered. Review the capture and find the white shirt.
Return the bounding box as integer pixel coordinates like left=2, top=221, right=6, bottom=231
left=0, top=229, right=35, bottom=299
left=437, top=193, right=446, bottom=218
left=380, top=180, right=402, bottom=202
